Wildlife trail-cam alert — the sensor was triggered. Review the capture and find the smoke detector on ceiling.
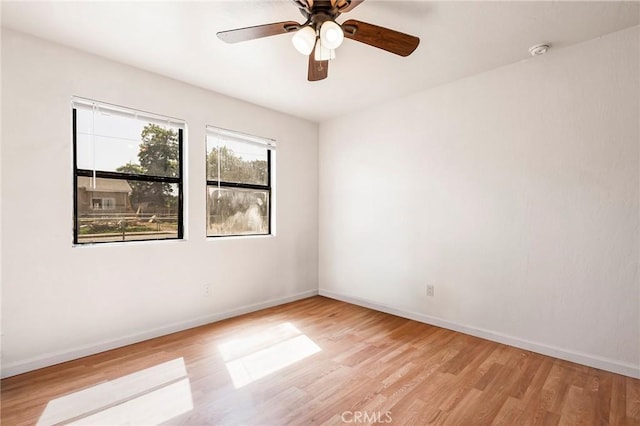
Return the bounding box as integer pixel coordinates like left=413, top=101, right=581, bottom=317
left=529, top=44, right=550, bottom=56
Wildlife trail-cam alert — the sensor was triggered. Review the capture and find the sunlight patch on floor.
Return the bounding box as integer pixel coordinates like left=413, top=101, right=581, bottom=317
left=219, top=322, right=322, bottom=388
left=69, top=378, right=193, bottom=425
left=37, top=357, right=192, bottom=426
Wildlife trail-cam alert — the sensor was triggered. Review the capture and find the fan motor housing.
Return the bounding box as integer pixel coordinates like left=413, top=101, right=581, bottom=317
left=297, top=0, right=342, bottom=22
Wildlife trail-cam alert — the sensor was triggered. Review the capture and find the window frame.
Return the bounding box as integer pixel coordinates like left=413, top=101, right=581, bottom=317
left=206, top=126, right=275, bottom=238
left=72, top=102, right=184, bottom=245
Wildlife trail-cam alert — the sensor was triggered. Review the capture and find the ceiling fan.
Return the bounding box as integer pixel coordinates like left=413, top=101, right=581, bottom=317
left=217, top=0, right=420, bottom=81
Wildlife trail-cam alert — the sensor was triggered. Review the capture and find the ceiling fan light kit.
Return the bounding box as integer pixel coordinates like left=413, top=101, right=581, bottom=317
left=314, top=38, right=336, bottom=61
left=319, top=20, right=344, bottom=49
left=216, top=0, right=420, bottom=81
left=292, top=26, right=316, bottom=55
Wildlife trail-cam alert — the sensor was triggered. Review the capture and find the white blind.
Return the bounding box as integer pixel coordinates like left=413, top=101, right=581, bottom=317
left=72, top=97, right=185, bottom=128
left=206, top=125, right=276, bottom=150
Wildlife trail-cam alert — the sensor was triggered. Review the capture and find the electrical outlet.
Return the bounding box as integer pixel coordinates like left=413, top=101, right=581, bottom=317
left=426, top=285, right=434, bottom=297
left=204, top=284, right=210, bottom=297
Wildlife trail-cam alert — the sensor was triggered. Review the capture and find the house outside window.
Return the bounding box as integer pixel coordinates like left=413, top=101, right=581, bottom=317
left=73, top=98, right=184, bottom=244
left=206, top=126, right=275, bottom=237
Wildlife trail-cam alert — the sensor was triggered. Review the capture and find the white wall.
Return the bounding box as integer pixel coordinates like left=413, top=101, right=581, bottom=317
left=319, top=26, right=639, bottom=377
left=1, top=29, right=318, bottom=377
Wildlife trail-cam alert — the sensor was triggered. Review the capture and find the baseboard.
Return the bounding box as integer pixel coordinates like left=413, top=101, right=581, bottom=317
left=1, top=289, right=318, bottom=378
left=319, top=289, right=640, bottom=379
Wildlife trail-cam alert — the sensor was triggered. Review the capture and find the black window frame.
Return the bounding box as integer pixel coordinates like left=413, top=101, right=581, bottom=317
left=206, top=126, right=274, bottom=238
left=72, top=103, right=184, bottom=245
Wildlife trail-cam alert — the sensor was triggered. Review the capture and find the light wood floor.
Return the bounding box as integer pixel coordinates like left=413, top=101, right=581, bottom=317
left=2, top=296, right=639, bottom=425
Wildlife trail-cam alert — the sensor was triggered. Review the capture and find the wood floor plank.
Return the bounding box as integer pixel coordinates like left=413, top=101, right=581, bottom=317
left=628, top=376, right=640, bottom=421
left=493, top=396, right=525, bottom=425
left=1, top=296, right=638, bottom=425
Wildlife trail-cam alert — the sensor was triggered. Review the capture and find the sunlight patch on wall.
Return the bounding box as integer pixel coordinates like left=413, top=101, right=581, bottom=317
left=37, top=358, right=192, bottom=425
left=218, top=322, right=321, bottom=388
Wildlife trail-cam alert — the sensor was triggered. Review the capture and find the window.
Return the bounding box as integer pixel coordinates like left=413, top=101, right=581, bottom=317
left=73, top=98, right=184, bottom=244
left=92, top=198, right=116, bottom=210
left=206, top=126, right=275, bottom=237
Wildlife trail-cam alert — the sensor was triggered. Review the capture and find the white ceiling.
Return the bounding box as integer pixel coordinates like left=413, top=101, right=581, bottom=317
left=2, top=1, right=638, bottom=122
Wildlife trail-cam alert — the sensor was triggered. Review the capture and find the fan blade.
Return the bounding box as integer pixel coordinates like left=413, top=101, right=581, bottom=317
left=335, top=0, right=364, bottom=13
left=342, top=19, right=419, bottom=56
left=308, top=42, right=328, bottom=81
left=217, top=21, right=301, bottom=44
